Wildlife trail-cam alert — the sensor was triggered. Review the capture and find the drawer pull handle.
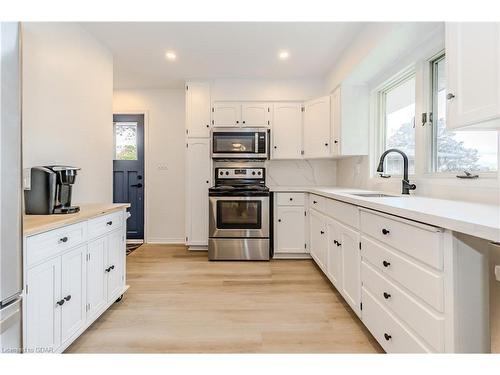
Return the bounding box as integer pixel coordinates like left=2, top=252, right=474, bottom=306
left=384, top=333, right=392, bottom=341
left=106, top=221, right=113, bottom=226
left=59, top=236, right=68, bottom=243
left=382, top=260, right=391, bottom=268
left=56, top=299, right=65, bottom=306
left=64, top=295, right=72, bottom=302
left=383, top=292, right=391, bottom=299
left=382, top=228, right=390, bottom=235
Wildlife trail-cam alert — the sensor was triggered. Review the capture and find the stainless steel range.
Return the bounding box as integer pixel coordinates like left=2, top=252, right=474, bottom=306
left=208, top=161, right=270, bottom=260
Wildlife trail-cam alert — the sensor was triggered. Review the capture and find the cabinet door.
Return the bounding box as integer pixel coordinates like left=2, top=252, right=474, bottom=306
left=303, top=96, right=331, bottom=158
left=241, top=102, right=271, bottom=127
left=309, top=210, right=328, bottom=271
left=186, top=139, right=211, bottom=247
left=338, top=222, right=361, bottom=316
left=272, top=102, right=303, bottom=159
left=212, top=102, right=241, bottom=127
left=446, top=23, right=500, bottom=129
left=106, top=230, right=125, bottom=301
left=87, top=237, right=108, bottom=319
left=326, top=219, right=342, bottom=289
left=25, top=258, right=61, bottom=351
left=275, top=206, right=306, bottom=253
left=61, top=245, right=86, bottom=344
left=330, top=88, right=341, bottom=156
left=186, top=82, right=211, bottom=137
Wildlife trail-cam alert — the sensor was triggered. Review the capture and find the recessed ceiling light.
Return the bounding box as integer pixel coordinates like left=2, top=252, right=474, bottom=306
left=165, top=51, right=177, bottom=61
left=278, top=50, right=290, bottom=60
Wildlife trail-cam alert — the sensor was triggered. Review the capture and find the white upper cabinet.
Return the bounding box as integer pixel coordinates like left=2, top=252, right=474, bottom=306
left=241, top=102, right=272, bottom=127
left=271, top=102, right=303, bottom=159
left=212, top=102, right=242, bottom=127
left=446, top=22, right=500, bottom=129
left=331, top=85, right=369, bottom=156
left=303, top=96, right=331, bottom=159
left=186, top=82, right=211, bottom=138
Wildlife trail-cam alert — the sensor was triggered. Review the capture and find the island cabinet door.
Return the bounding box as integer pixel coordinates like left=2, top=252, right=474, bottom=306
left=25, top=257, right=62, bottom=352
left=106, top=230, right=125, bottom=301
left=61, top=245, right=86, bottom=344
left=86, top=237, right=108, bottom=320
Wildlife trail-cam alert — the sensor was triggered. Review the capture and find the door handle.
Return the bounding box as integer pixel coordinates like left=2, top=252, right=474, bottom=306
left=131, top=183, right=143, bottom=188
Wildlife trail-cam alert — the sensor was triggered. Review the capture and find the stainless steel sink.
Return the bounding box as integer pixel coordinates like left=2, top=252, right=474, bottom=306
left=349, top=193, right=397, bottom=198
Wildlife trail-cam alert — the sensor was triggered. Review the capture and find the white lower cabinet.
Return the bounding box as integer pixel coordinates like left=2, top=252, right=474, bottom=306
left=337, top=222, right=361, bottom=316
left=24, top=209, right=127, bottom=353
left=309, top=209, right=328, bottom=272
left=275, top=207, right=306, bottom=254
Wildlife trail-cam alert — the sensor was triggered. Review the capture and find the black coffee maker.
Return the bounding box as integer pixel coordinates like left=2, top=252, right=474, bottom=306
left=24, top=166, right=81, bottom=215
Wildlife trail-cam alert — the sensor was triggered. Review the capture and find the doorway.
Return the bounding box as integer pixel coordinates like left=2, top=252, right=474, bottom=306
left=113, top=114, right=145, bottom=240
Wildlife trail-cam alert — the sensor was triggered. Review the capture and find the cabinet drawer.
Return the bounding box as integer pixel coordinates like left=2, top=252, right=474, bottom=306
left=277, top=193, right=305, bottom=206
left=88, top=211, right=123, bottom=240
left=327, top=199, right=359, bottom=229
left=26, top=222, right=87, bottom=267
left=360, top=210, right=443, bottom=269
left=362, top=287, right=432, bottom=353
left=361, top=236, right=444, bottom=312
left=309, top=194, right=328, bottom=215
left=361, top=261, right=445, bottom=351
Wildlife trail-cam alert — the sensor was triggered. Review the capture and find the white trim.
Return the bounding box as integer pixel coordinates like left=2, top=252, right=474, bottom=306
left=113, top=110, right=150, bottom=242
left=146, top=237, right=186, bottom=245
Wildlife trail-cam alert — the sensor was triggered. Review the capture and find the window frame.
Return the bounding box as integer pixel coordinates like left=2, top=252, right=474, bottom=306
left=375, top=66, right=417, bottom=177
left=424, top=51, right=498, bottom=178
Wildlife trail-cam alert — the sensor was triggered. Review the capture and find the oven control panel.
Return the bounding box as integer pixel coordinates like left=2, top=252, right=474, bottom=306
left=216, top=168, right=264, bottom=179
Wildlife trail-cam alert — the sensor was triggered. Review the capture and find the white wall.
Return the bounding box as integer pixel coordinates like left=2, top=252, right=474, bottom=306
left=211, top=78, right=337, bottom=187
left=113, top=89, right=185, bottom=244
left=22, top=22, right=113, bottom=204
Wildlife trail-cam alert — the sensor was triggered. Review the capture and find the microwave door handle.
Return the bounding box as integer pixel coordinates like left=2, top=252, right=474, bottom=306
left=255, top=133, right=258, bottom=154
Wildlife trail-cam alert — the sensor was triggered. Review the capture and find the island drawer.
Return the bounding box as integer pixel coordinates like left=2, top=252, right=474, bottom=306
left=88, top=210, right=123, bottom=240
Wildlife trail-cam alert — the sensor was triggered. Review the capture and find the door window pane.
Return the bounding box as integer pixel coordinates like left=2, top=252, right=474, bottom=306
left=382, top=75, right=416, bottom=174
left=431, top=55, right=498, bottom=173
left=114, top=122, right=138, bottom=160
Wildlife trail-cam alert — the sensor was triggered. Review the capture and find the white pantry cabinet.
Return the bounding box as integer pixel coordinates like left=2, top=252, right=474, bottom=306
left=303, top=96, right=331, bottom=159
left=185, top=138, right=211, bottom=248
left=271, top=102, right=303, bottom=159
left=212, top=102, right=272, bottom=127
left=446, top=22, right=500, bottom=129
left=23, top=208, right=127, bottom=353
left=186, top=82, right=211, bottom=137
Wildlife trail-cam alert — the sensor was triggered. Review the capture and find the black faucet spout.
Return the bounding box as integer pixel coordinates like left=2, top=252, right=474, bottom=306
left=376, top=148, right=416, bottom=195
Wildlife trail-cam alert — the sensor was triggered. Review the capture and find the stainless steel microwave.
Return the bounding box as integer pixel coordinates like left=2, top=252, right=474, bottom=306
left=211, top=128, right=269, bottom=159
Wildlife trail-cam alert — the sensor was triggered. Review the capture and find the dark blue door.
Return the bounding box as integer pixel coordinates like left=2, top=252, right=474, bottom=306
left=113, top=114, right=145, bottom=240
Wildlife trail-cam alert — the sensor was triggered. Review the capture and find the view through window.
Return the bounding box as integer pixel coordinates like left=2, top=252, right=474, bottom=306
left=431, top=54, right=498, bottom=173
left=114, top=122, right=138, bottom=160
left=381, top=74, right=416, bottom=175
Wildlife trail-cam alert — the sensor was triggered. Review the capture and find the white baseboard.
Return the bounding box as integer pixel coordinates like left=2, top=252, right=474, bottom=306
left=126, top=239, right=144, bottom=245
left=188, top=245, right=208, bottom=251
left=146, top=237, right=186, bottom=245
left=273, top=253, right=311, bottom=259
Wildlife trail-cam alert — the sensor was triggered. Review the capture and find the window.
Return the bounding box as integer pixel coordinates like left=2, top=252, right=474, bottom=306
left=379, top=72, right=416, bottom=175
left=430, top=54, right=498, bottom=173
left=114, top=122, right=138, bottom=160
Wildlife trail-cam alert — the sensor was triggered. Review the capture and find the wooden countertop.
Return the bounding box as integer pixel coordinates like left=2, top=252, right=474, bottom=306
left=23, top=203, right=130, bottom=237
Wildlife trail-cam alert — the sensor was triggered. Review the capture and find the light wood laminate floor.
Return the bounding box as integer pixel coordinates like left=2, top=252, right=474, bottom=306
left=66, top=244, right=383, bottom=353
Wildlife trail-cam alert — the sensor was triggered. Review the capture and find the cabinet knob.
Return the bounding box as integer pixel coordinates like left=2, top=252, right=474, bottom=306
left=56, top=299, right=65, bottom=306
left=206, top=180, right=209, bottom=184
left=313, top=200, right=317, bottom=204
left=274, top=146, right=277, bottom=149
left=242, top=120, right=246, bottom=124
left=236, top=121, right=239, bottom=124
left=333, top=240, right=338, bottom=245
left=105, top=266, right=111, bottom=273
left=206, top=124, right=209, bottom=128
left=336, top=241, right=341, bottom=247
left=110, top=265, right=115, bottom=270
left=382, top=228, right=390, bottom=235
left=384, top=333, right=392, bottom=341
left=446, top=93, right=456, bottom=100
left=320, top=230, right=325, bottom=234
left=106, top=221, right=113, bottom=226
left=278, top=219, right=282, bottom=222
left=383, top=292, right=391, bottom=299
left=64, top=295, right=72, bottom=302
left=334, top=140, right=338, bottom=144
left=324, top=143, right=329, bottom=146
left=382, top=260, right=391, bottom=268
left=59, top=236, right=68, bottom=243
left=289, top=197, right=293, bottom=201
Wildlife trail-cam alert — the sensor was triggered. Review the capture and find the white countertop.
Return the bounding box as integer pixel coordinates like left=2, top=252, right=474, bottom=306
left=270, top=186, right=500, bottom=242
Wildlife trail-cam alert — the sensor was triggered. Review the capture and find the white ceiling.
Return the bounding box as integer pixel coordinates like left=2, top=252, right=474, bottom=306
left=82, top=22, right=365, bottom=89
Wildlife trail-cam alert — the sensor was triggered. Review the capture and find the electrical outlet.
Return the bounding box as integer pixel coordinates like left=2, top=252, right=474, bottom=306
left=157, top=164, right=168, bottom=171
left=495, top=265, right=500, bottom=282
left=23, top=168, right=31, bottom=190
